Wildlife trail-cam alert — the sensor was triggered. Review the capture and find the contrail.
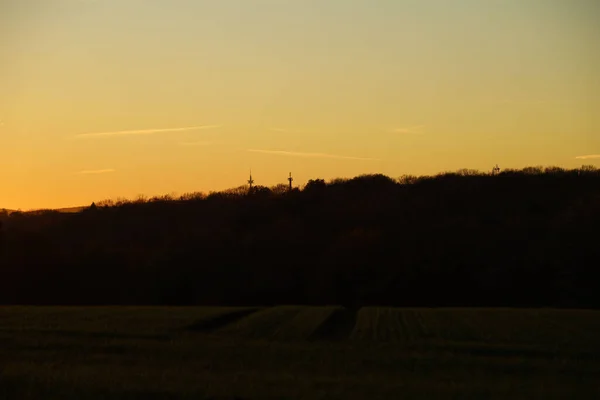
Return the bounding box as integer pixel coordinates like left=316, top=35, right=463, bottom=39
left=247, top=149, right=378, bottom=161
left=576, top=155, right=600, bottom=160
left=75, top=125, right=221, bottom=138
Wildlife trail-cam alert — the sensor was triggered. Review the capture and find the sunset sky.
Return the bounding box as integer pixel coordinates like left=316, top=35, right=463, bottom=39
left=1, top=0, right=599, bottom=210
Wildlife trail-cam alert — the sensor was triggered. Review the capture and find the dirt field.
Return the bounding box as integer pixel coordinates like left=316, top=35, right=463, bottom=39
left=1, top=306, right=599, bottom=399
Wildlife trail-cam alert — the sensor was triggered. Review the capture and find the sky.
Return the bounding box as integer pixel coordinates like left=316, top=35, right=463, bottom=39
left=1, top=0, right=599, bottom=210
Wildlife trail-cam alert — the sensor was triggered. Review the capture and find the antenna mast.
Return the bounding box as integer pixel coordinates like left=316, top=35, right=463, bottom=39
left=288, top=172, right=293, bottom=191
left=248, top=169, right=254, bottom=190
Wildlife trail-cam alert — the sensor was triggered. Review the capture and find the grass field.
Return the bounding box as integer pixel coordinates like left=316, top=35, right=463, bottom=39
left=1, top=306, right=599, bottom=399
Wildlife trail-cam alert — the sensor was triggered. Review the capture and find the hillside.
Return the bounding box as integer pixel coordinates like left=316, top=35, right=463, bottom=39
left=1, top=166, right=599, bottom=308
left=54, top=206, right=86, bottom=213
left=1, top=206, right=85, bottom=215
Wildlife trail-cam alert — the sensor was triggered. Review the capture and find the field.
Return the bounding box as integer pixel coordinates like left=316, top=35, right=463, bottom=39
left=1, top=307, right=599, bottom=399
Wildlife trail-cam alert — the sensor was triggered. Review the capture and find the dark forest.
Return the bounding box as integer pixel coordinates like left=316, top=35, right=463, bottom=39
left=1, top=166, right=599, bottom=308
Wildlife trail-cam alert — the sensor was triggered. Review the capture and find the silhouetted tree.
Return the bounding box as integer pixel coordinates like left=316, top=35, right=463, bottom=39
left=271, top=183, right=290, bottom=196
left=305, top=178, right=326, bottom=192
left=1, top=166, right=599, bottom=308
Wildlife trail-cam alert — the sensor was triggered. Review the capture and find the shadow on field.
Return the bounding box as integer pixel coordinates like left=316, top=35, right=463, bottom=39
left=436, top=343, right=600, bottom=362
left=0, top=328, right=170, bottom=341
left=184, top=308, right=261, bottom=333
left=0, top=377, right=249, bottom=400
left=310, top=307, right=358, bottom=341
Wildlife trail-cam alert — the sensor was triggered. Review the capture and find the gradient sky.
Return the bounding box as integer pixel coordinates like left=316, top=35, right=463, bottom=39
left=1, top=0, right=599, bottom=210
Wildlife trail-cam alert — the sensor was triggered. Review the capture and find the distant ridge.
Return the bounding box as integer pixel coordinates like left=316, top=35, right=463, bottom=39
left=1, top=206, right=86, bottom=214
left=54, top=206, right=86, bottom=213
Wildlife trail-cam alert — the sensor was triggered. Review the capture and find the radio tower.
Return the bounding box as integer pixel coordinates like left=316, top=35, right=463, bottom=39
left=288, top=172, right=293, bottom=191
left=248, top=169, right=254, bottom=191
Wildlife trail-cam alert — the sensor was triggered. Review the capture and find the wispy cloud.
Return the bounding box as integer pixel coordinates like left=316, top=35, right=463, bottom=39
left=247, top=149, right=378, bottom=161
left=392, top=125, right=425, bottom=134
left=496, top=98, right=551, bottom=105
left=77, top=169, right=116, bottom=175
left=75, top=125, right=221, bottom=138
left=178, top=141, right=215, bottom=146
left=576, top=155, right=600, bottom=160
left=269, top=127, right=312, bottom=134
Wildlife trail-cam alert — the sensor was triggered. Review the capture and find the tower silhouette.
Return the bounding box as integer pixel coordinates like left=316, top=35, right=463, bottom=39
left=248, top=170, right=254, bottom=191
left=288, top=172, right=293, bottom=191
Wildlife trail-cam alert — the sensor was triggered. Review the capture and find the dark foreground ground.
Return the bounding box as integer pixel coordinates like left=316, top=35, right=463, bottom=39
left=1, top=307, right=599, bottom=399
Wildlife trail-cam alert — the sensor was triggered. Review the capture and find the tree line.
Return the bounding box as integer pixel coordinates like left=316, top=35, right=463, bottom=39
left=1, top=165, right=599, bottom=308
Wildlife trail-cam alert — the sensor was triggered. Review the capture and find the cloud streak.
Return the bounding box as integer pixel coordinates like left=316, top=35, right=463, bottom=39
left=247, top=149, right=378, bottom=161
left=75, top=125, right=221, bottom=138
left=269, top=127, right=315, bottom=134
left=178, top=141, right=215, bottom=146
left=77, top=169, right=116, bottom=175
left=575, top=155, right=600, bottom=160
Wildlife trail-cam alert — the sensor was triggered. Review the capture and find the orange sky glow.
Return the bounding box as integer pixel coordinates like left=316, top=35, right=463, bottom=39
left=1, top=0, right=599, bottom=210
